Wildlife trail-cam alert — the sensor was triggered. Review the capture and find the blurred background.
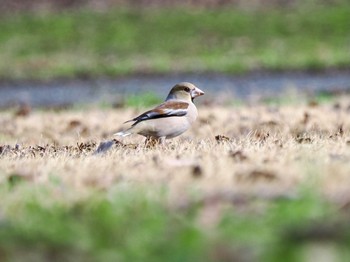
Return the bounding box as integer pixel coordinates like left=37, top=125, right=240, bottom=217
left=0, top=0, right=349, bottom=107
left=1, top=2, right=350, bottom=262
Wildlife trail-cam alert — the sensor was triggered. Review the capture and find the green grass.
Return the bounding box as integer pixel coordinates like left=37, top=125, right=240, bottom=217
left=125, top=92, right=163, bottom=108
left=261, top=90, right=339, bottom=106
left=0, top=3, right=349, bottom=80
left=0, top=182, right=350, bottom=262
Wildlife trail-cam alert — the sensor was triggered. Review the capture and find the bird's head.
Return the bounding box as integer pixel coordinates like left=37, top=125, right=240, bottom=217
left=166, top=82, right=204, bottom=102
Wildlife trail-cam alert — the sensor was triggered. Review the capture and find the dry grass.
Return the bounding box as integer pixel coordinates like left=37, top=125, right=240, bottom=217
left=2, top=98, right=350, bottom=261
left=1, top=98, right=350, bottom=208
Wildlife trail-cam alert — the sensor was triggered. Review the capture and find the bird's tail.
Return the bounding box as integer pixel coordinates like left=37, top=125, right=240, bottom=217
left=114, top=130, right=132, bottom=137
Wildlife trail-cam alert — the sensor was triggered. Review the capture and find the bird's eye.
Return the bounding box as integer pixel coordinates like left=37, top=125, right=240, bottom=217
left=184, top=87, right=190, bottom=92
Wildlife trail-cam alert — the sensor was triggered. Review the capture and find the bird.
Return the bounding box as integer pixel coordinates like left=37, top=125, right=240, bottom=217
left=115, top=82, right=204, bottom=144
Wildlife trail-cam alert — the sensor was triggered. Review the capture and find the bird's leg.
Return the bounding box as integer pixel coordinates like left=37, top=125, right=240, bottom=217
left=156, top=137, right=167, bottom=150
left=159, top=137, right=166, bottom=145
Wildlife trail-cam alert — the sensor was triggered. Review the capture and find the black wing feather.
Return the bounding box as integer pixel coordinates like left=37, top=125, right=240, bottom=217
left=125, top=101, right=189, bottom=126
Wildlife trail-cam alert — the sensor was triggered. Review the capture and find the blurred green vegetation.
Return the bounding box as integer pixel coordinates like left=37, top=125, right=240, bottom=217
left=0, top=3, right=349, bottom=80
left=0, top=183, right=349, bottom=262
left=261, top=89, right=339, bottom=106
left=125, top=92, right=163, bottom=108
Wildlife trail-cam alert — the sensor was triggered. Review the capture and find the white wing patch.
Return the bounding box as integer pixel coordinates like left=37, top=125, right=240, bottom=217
left=125, top=101, right=189, bottom=126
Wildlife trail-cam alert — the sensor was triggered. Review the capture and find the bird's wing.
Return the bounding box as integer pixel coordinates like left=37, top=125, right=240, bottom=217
left=125, top=100, right=189, bottom=126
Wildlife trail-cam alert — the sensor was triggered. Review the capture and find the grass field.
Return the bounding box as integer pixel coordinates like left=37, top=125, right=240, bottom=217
left=1, top=96, right=350, bottom=261
left=0, top=3, right=349, bottom=80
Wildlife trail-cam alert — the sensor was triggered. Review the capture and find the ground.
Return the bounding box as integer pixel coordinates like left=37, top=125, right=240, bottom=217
left=1, top=0, right=350, bottom=260
left=1, top=98, right=350, bottom=261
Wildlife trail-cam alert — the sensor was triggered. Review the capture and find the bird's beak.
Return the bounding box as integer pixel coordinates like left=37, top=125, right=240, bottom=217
left=191, top=87, right=205, bottom=98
